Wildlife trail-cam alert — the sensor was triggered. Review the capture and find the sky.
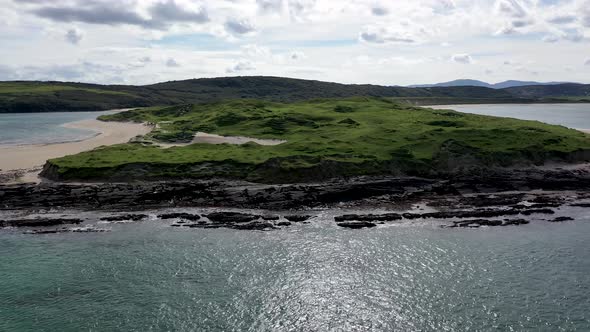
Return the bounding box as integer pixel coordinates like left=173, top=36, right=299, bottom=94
left=0, top=0, right=589, bottom=86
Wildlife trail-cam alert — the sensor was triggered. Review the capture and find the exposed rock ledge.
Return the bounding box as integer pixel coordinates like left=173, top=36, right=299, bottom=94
left=2, top=164, right=589, bottom=211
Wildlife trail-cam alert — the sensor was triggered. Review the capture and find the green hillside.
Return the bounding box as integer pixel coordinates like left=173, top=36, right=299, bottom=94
left=0, top=76, right=550, bottom=113
left=42, top=97, right=590, bottom=183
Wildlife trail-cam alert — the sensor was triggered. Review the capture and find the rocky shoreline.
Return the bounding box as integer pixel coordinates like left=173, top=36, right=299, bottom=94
left=1, top=164, right=589, bottom=232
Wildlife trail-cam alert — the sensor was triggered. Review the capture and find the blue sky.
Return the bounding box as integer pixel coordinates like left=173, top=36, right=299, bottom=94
left=0, top=0, right=589, bottom=85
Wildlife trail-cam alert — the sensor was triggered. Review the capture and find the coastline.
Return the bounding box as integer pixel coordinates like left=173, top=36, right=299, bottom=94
left=0, top=118, right=151, bottom=183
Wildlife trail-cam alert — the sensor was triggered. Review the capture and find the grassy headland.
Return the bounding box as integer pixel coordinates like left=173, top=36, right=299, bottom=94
left=42, top=98, right=590, bottom=183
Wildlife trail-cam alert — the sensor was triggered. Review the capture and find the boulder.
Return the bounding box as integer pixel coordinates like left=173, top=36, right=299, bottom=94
left=284, top=215, right=313, bottom=222
left=157, top=212, right=201, bottom=221
left=335, top=213, right=401, bottom=222
left=100, top=214, right=148, bottom=222
left=549, top=216, right=574, bottom=222
left=206, top=212, right=260, bottom=223
left=1, top=218, right=83, bottom=227
left=337, top=221, right=377, bottom=229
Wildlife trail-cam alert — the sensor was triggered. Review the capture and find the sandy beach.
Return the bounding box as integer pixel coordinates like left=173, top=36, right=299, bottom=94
left=0, top=119, right=151, bottom=182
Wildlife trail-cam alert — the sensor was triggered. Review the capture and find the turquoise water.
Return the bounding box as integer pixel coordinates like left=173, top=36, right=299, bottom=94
left=0, top=112, right=112, bottom=145
left=1, top=209, right=590, bottom=331
left=439, top=104, right=590, bottom=129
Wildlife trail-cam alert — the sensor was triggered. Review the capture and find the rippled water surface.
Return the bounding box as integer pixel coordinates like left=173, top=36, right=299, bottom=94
left=1, top=214, right=590, bottom=331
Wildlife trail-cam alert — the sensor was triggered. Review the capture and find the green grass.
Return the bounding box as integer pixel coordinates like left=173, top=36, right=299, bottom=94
left=0, top=82, right=134, bottom=96
left=46, top=97, right=590, bottom=182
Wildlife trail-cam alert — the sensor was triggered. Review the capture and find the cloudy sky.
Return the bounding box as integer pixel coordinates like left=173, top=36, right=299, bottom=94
left=1, top=0, right=589, bottom=85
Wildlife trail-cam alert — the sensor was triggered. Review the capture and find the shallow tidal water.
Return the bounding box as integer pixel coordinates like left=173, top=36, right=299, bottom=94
left=1, top=208, right=590, bottom=332
left=0, top=111, right=113, bottom=145
left=439, top=103, right=590, bottom=130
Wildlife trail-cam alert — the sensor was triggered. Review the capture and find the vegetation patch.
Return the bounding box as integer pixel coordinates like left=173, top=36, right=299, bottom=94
left=425, top=120, right=465, bottom=128
left=44, top=97, right=590, bottom=183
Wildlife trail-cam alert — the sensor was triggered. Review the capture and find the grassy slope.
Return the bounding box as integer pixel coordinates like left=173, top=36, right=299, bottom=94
left=0, top=81, right=154, bottom=113
left=0, top=77, right=540, bottom=113
left=45, top=98, right=590, bottom=183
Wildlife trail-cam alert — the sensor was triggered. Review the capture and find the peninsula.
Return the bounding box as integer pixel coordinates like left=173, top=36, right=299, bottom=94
left=40, top=97, right=590, bottom=183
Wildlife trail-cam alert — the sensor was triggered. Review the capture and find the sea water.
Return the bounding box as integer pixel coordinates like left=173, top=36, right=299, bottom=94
left=437, top=103, right=590, bottom=130
left=0, top=111, right=113, bottom=146
left=0, top=208, right=589, bottom=331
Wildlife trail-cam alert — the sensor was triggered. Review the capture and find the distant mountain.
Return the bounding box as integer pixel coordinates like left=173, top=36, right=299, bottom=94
left=410, top=79, right=492, bottom=88
left=410, top=79, right=577, bottom=89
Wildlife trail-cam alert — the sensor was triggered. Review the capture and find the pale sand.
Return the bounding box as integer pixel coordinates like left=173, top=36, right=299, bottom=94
left=192, top=132, right=286, bottom=145
left=0, top=119, right=151, bottom=181
left=156, top=131, right=286, bottom=148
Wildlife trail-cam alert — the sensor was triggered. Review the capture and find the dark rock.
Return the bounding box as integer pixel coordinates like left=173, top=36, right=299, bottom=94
left=403, top=208, right=553, bottom=220
left=570, top=203, right=590, bottom=207
left=100, top=214, right=148, bottom=222
left=231, top=221, right=275, bottom=230
left=502, top=219, right=529, bottom=226
left=284, top=215, right=312, bottom=222
left=455, top=219, right=503, bottom=227
left=1, top=164, right=589, bottom=213
left=70, top=227, right=110, bottom=233
left=276, top=221, right=292, bottom=226
left=261, top=215, right=280, bottom=220
left=206, top=212, right=260, bottom=223
left=549, top=216, right=574, bottom=222
left=520, top=208, right=554, bottom=216
left=451, top=218, right=529, bottom=227
left=157, top=212, right=201, bottom=221
left=1, top=218, right=83, bottom=227
left=24, top=227, right=109, bottom=234
left=23, top=229, right=65, bottom=234
left=337, top=221, right=377, bottom=229
left=335, top=213, right=402, bottom=222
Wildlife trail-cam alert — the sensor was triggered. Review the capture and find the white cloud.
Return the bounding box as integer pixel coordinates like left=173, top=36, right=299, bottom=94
left=451, top=54, right=472, bottom=64
left=241, top=44, right=272, bottom=59
left=224, top=18, right=256, bottom=35
left=359, top=25, right=423, bottom=44
left=166, top=58, right=180, bottom=67
left=496, top=0, right=527, bottom=19
left=547, top=15, right=577, bottom=25
left=290, top=51, right=306, bottom=61
left=371, top=6, right=388, bottom=16
left=0, top=0, right=588, bottom=85
left=585, top=59, right=590, bottom=66
left=64, top=28, right=83, bottom=44
left=226, top=60, right=255, bottom=73
left=542, top=35, right=559, bottom=43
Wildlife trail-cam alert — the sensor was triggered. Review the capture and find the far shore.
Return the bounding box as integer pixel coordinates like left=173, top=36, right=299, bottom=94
left=0, top=118, right=151, bottom=182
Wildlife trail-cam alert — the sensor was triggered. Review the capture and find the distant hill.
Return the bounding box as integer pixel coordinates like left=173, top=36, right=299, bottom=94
left=410, top=79, right=493, bottom=88
left=410, top=79, right=577, bottom=89
left=505, top=83, right=590, bottom=99
left=0, top=76, right=588, bottom=113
